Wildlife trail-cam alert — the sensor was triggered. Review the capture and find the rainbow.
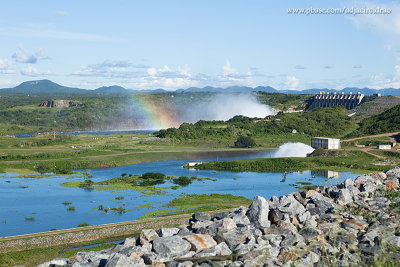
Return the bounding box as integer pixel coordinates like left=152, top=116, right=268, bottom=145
left=126, top=94, right=181, bottom=129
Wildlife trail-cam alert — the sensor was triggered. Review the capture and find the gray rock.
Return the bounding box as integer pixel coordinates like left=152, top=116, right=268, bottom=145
left=215, top=227, right=253, bottom=249
left=263, top=234, right=283, bottom=247
left=104, top=253, right=145, bottom=267
left=278, top=194, right=306, bottom=218
left=38, top=258, right=71, bottom=267
left=193, top=212, right=211, bottom=222
left=310, top=193, right=335, bottom=213
left=268, top=208, right=283, bottom=224
left=336, top=188, right=352, bottom=205
left=166, top=261, right=194, bottom=267
left=280, top=232, right=304, bottom=247
left=232, top=213, right=251, bottom=226
left=123, top=237, right=136, bottom=247
left=152, top=235, right=191, bottom=258
left=195, top=242, right=232, bottom=258
left=190, top=220, right=213, bottom=230
left=159, top=227, right=180, bottom=237
left=74, top=251, right=109, bottom=266
left=139, top=229, right=159, bottom=245
left=142, top=252, right=172, bottom=264
left=214, top=217, right=236, bottom=231
left=246, top=195, right=271, bottom=228
left=211, top=212, right=228, bottom=220
left=177, top=227, right=192, bottom=237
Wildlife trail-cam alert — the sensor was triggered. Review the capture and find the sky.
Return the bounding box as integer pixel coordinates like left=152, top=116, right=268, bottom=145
left=0, top=0, right=399, bottom=91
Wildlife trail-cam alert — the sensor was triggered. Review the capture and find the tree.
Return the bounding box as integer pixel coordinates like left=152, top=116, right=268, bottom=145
left=234, top=136, right=256, bottom=148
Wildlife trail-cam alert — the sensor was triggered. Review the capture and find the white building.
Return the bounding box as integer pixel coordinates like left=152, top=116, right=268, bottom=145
left=311, top=137, right=341, bottom=149
left=377, top=144, right=391, bottom=150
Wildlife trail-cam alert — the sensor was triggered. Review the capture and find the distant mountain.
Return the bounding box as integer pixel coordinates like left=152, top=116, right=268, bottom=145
left=177, top=85, right=277, bottom=93
left=0, top=80, right=87, bottom=94
left=94, top=85, right=130, bottom=94
left=0, top=79, right=399, bottom=96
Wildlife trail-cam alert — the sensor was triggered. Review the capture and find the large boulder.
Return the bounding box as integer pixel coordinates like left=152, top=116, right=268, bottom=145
left=246, top=196, right=271, bottom=228
left=152, top=236, right=191, bottom=258
left=105, top=253, right=145, bottom=267
left=183, top=234, right=217, bottom=252
left=140, top=229, right=159, bottom=245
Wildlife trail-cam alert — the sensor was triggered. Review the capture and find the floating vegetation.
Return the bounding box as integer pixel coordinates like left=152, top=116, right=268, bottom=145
left=60, top=172, right=216, bottom=195
left=5, top=180, right=11, bottom=183
left=295, top=185, right=318, bottom=191
left=98, top=205, right=104, bottom=211
left=25, top=217, right=35, bottom=221
left=67, top=206, right=76, bottom=211
left=62, top=201, right=72, bottom=206
left=18, top=186, right=28, bottom=189
left=111, top=206, right=128, bottom=215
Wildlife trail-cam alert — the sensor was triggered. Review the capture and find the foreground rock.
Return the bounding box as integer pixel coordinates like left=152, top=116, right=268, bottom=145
left=39, top=167, right=400, bottom=266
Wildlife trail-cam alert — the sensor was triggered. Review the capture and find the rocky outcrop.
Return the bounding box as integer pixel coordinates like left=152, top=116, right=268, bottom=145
left=39, top=167, right=400, bottom=267
left=38, top=100, right=81, bottom=108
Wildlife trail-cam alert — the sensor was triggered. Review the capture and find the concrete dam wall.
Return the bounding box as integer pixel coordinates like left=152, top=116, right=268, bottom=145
left=308, top=92, right=365, bottom=110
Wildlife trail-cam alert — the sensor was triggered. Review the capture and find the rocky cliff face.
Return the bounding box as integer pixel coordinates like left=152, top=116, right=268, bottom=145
left=38, top=100, right=81, bottom=108
left=39, top=167, right=400, bottom=267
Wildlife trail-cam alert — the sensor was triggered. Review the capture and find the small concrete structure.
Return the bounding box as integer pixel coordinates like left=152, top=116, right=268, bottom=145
left=377, top=144, right=392, bottom=150
left=187, top=162, right=202, bottom=167
left=311, top=137, right=341, bottom=149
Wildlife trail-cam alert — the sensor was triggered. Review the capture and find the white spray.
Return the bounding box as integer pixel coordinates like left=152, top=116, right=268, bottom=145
left=272, top=142, right=314, bottom=158
left=182, top=93, right=273, bottom=122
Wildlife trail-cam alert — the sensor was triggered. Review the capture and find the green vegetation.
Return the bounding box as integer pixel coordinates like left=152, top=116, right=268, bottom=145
left=77, top=222, right=90, bottom=227
left=141, top=193, right=251, bottom=219
left=60, top=173, right=216, bottom=194
left=234, top=136, right=256, bottom=148
left=257, top=92, right=311, bottom=111
left=67, top=206, right=75, bottom=211
left=347, top=104, right=400, bottom=137
left=25, top=217, right=35, bottom=221
left=191, top=150, right=395, bottom=173
left=155, top=106, right=356, bottom=144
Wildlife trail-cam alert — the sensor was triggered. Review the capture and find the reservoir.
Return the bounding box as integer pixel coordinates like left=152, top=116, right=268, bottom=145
left=0, top=147, right=359, bottom=237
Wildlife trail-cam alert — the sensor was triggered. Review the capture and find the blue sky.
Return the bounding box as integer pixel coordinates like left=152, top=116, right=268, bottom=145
left=0, top=0, right=399, bottom=90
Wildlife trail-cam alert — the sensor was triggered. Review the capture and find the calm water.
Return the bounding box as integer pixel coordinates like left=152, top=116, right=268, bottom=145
left=13, top=129, right=156, bottom=138
left=0, top=150, right=360, bottom=237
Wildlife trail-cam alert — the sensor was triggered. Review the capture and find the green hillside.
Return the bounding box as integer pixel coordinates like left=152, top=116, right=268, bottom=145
left=347, top=104, right=400, bottom=137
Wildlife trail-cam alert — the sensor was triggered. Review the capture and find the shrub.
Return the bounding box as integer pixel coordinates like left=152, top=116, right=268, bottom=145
left=172, top=176, right=193, bottom=187
left=141, top=172, right=166, bottom=179
left=234, top=136, right=256, bottom=148
left=77, top=222, right=90, bottom=227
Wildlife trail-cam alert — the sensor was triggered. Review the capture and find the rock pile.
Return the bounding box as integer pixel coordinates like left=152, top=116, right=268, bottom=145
left=39, top=167, right=400, bottom=267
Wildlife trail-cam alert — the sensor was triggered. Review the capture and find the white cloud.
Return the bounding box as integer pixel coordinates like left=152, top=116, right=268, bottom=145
left=55, top=10, right=68, bottom=16
left=0, top=58, right=14, bottom=74
left=12, top=45, right=49, bottom=64
left=367, top=65, right=400, bottom=89
left=20, top=65, right=55, bottom=77
left=72, top=60, right=146, bottom=78
left=223, top=60, right=235, bottom=76
left=350, top=2, right=400, bottom=36
left=285, top=76, right=299, bottom=90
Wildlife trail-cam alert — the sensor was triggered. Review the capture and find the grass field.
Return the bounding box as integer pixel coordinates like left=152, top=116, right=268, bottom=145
left=0, top=132, right=306, bottom=173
